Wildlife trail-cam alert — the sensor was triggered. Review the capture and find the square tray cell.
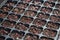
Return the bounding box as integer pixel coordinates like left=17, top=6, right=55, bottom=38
left=0, top=27, right=11, bottom=36
left=15, top=22, right=29, bottom=31
left=24, top=33, right=39, bottom=40
left=50, top=15, right=60, bottom=22
left=12, top=7, right=25, bottom=15
left=43, top=1, right=55, bottom=8
left=24, top=10, right=37, bottom=17
left=33, top=18, right=46, bottom=27
left=0, top=36, right=5, bottom=40
left=28, top=25, right=43, bottom=35
left=53, top=9, right=60, bottom=16
left=2, top=20, right=16, bottom=28
left=9, top=30, right=25, bottom=40
left=46, top=21, right=60, bottom=29
left=55, top=3, right=60, bottom=9
left=5, top=0, right=17, bottom=7
left=37, top=12, right=50, bottom=20
left=0, top=12, right=8, bottom=18
left=32, top=0, right=44, bottom=5
left=40, top=7, right=52, bottom=14
left=17, top=2, right=28, bottom=9
left=39, top=36, right=54, bottom=40
left=1, top=5, right=13, bottom=12
left=20, top=16, right=33, bottom=24
left=43, top=29, right=57, bottom=37
left=28, top=4, right=40, bottom=11
left=0, top=0, right=60, bottom=40
left=21, top=0, right=32, bottom=3
left=7, top=13, right=21, bottom=21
